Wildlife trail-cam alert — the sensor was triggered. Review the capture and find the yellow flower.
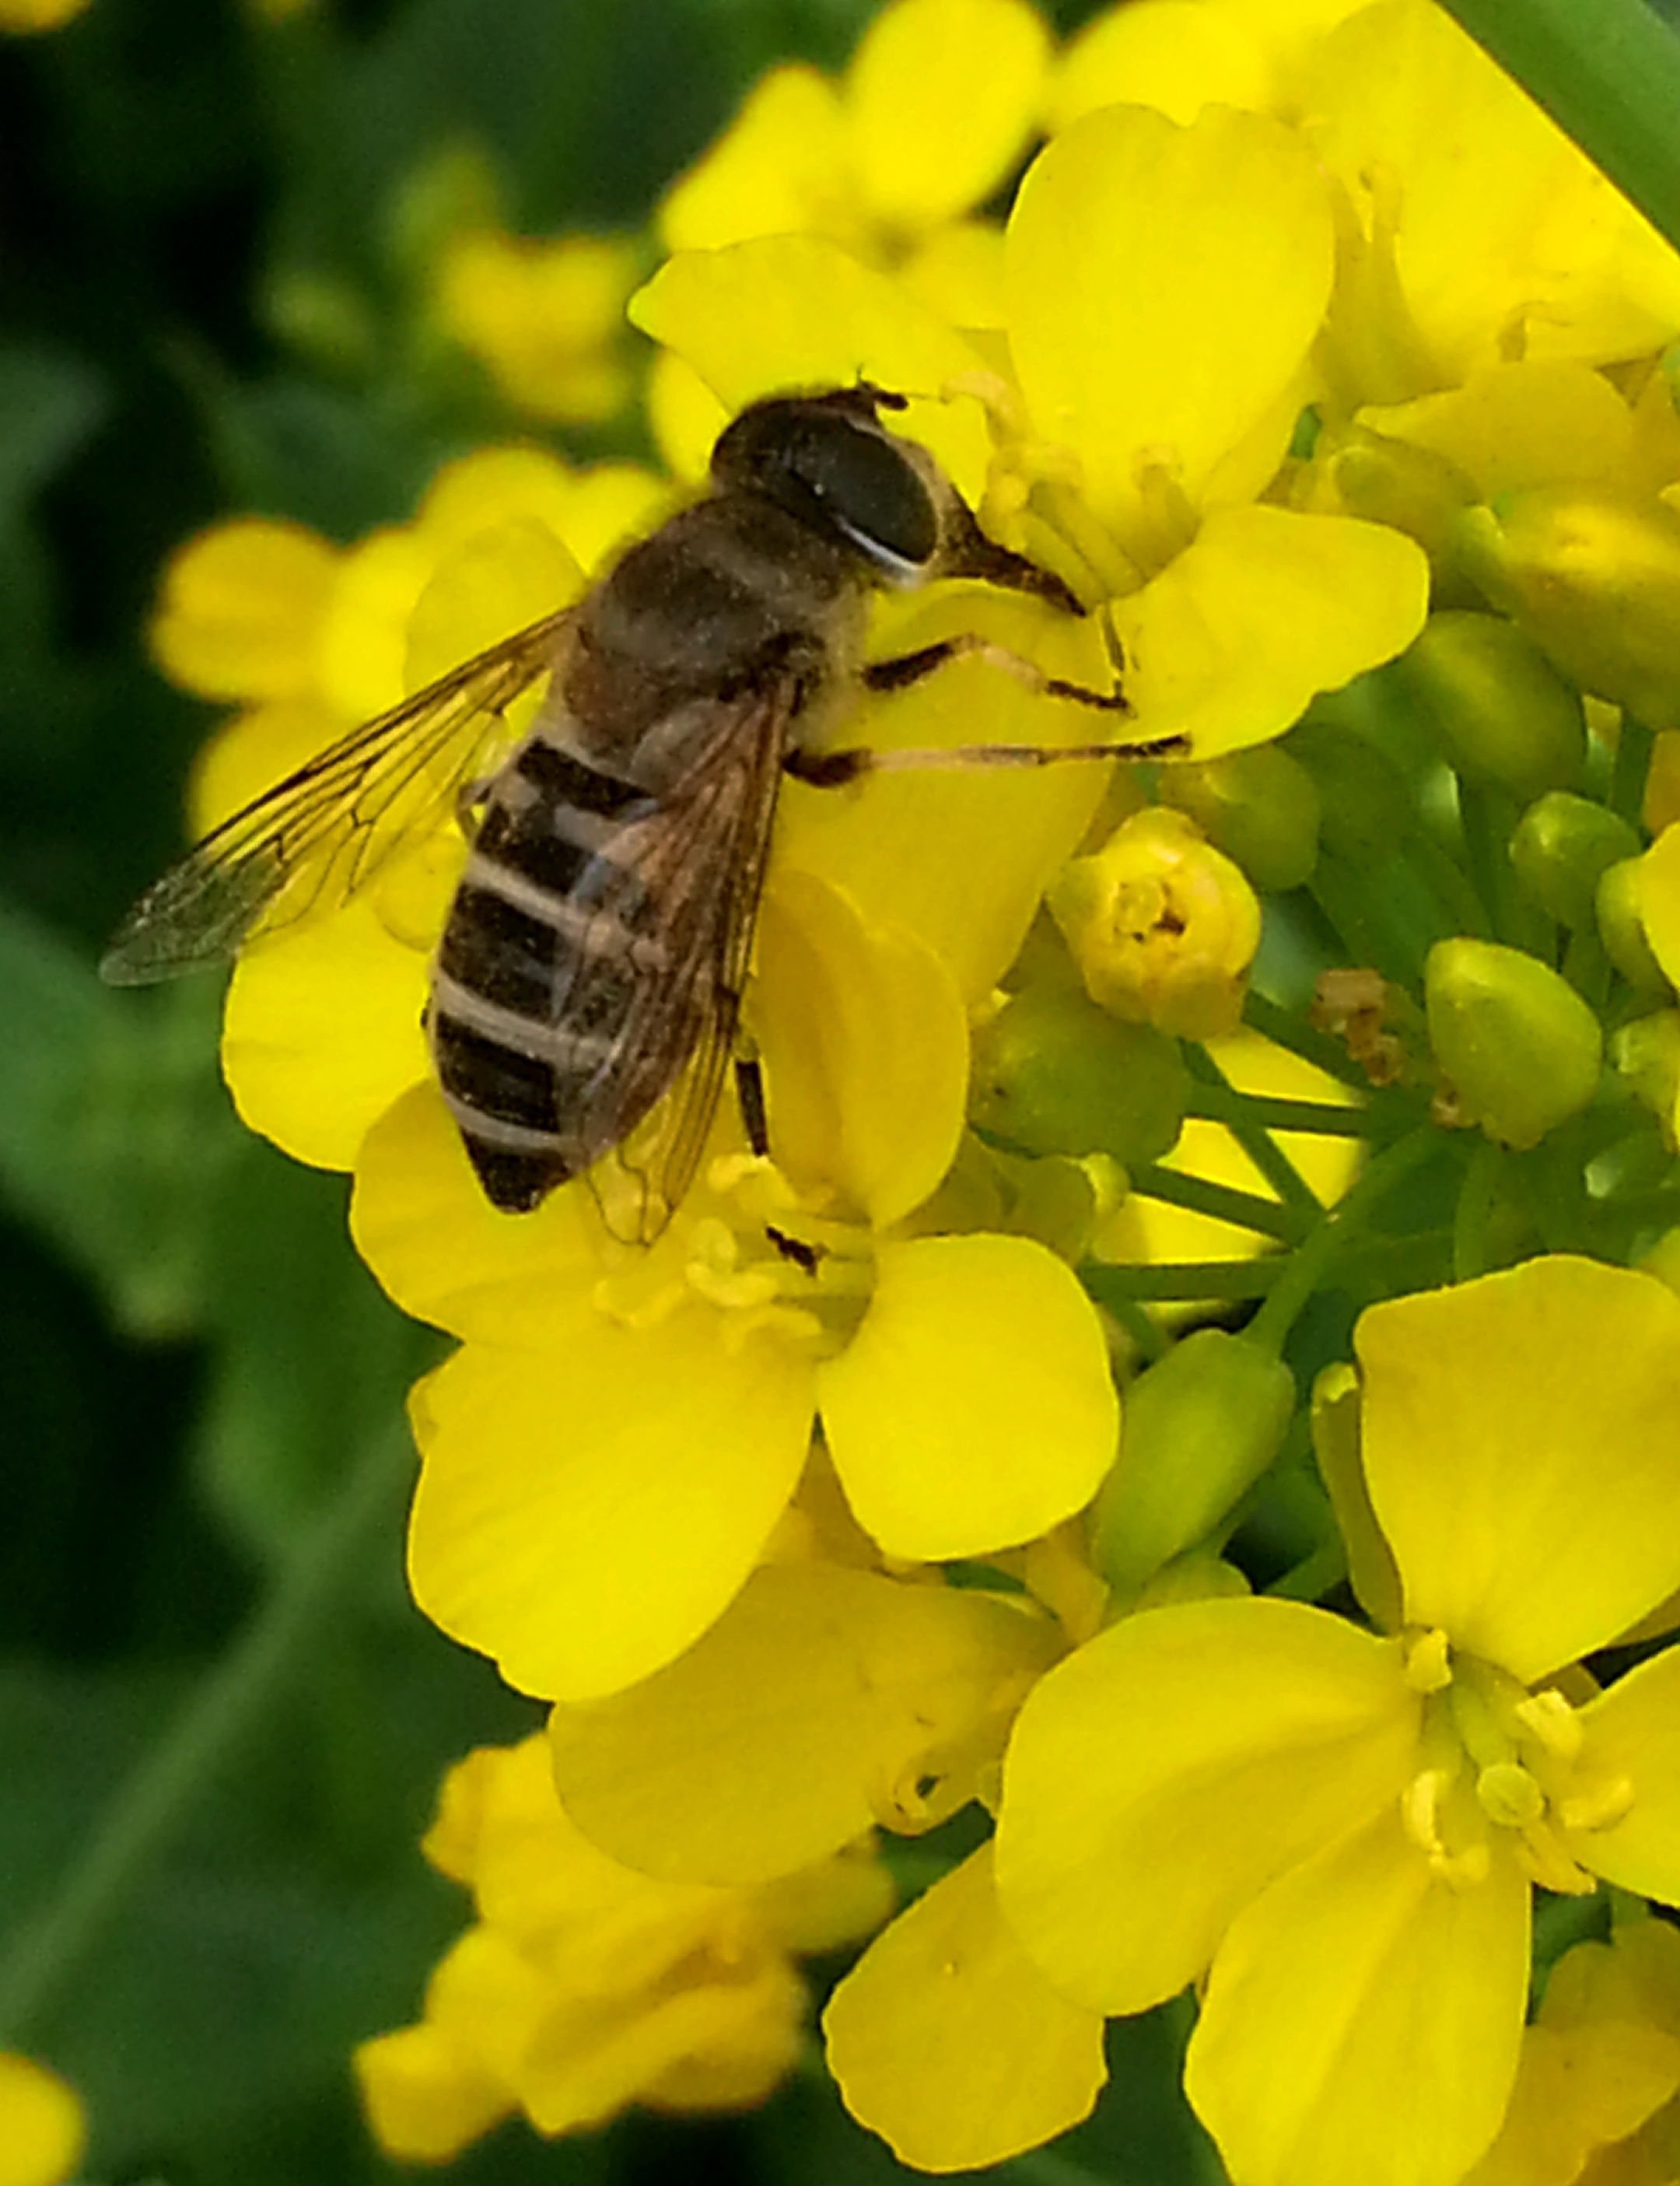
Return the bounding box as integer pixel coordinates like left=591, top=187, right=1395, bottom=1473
left=0, top=2055, right=85, bottom=2186
left=544, top=1549, right=1108, bottom=2168
left=354, top=1734, right=893, bottom=2162
left=431, top=228, right=640, bottom=423
left=996, top=1256, right=1680, bottom=2186
left=352, top=871, right=1118, bottom=1701
left=636, top=101, right=1428, bottom=767
left=0, top=0, right=88, bottom=27
left=1463, top=1919, right=1680, bottom=2186
left=659, top=0, right=1049, bottom=319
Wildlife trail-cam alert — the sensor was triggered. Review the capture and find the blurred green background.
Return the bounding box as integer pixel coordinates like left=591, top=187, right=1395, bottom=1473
left=0, top=2, right=1207, bottom=2182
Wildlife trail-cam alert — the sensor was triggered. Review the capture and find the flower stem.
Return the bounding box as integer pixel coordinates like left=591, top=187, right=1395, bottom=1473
left=0, top=1422, right=415, bottom=2043
left=1247, top=1123, right=1442, bottom=1353
left=1183, top=1049, right=1324, bottom=1219
left=1439, top=0, right=1680, bottom=256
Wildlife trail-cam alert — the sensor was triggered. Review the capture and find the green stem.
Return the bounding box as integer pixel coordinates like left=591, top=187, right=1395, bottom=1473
left=1180, top=1088, right=1375, bottom=1137
left=1184, top=1049, right=1324, bottom=1220
left=1128, top=1163, right=1311, bottom=1242
left=0, top=1424, right=415, bottom=2043
left=1085, top=1257, right=1281, bottom=1307
left=1247, top=1123, right=1442, bottom=1352
left=1609, top=713, right=1657, bottom=829
left=1451, top=1135, right=1503, bottom=1281
left=1438, top=0, right=1680, bottom=258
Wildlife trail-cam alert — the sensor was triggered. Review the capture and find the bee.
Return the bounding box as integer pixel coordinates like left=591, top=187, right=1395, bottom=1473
left=103, top=384, right=1181, bottom=1234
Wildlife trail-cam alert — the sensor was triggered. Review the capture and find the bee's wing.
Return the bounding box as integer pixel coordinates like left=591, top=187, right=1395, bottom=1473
left=102, top=610, right=575, bottom=986
left=594, top=680, right=793, bottom=1242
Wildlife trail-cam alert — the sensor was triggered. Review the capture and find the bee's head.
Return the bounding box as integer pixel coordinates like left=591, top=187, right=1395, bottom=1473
left=709, top=384, right=941, bottom=586
left=709, top=381, right=1083, bottom=612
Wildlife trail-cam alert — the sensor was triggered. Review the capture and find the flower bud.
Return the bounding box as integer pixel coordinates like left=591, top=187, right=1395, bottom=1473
left=1598, top=857, right=1672, bottom=997
left=1092, top=1329, right=1295, bottom=1592
left=1311, top=427, right=1478, bottom=580
left=1608, top=1010, right=1680, bottom=1129
left=1155, top=743, right=1321, bottom=892
left=1048, top=807, right=1260, bottom=1041
left=1284, top=694, right=1412, bottom=863
left=1425, top=937, right=1603, bottom=1148
left=1508, top=792, right=1641, bottom=930
left=1395, top=611, right=1585, bottom=800
left=1454, top=489, right=1680, bottom=731
left=969, top=984, right=1189, bottom=1165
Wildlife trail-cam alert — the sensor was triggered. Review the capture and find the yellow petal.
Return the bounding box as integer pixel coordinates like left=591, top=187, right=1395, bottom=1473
left=353, top=2018, right=511, bottom=2165
left=657, top=65, right=856, bottom=255
left=1360, top=360, right=1638, bottom=502
left=1050, top=0, right=1276, bottom=131
left=1113, top=503, right=1429, bottom=757
left=752, top=871, right=968, bottom=1228
left=1573, top=1645, right=1680, bottom=1905
left=995, top=1597, right=1418, bottom=2013
left=352, top=1083, right=604, bottom=1341
left=550, top=1563, right=1059, bottom=1882
left=222, top=898, right=430, bottom=1171
left=1006, top=103, right=1333, bottom=545
left=824, top=1844, right=1107, bottom=2172
left=407, top=1310, right=814, bottom=1701
left=150, top=519, right=338, bottom=702
left=1357, top=1258, right=1680, bottom=1682
left=780, top=585, right=1120, bottom=1003
left=402, top=517, right=583, bottom=694
left=818, top=1233, right=1118, bottom=1560
left=630, top=235, right=992, bottom=499
left=0, top=2055, right=86, bottom=2186
left=845, top=0, right=1049, bottom=233
left=1186, top=1806, right=1531, bottom=2186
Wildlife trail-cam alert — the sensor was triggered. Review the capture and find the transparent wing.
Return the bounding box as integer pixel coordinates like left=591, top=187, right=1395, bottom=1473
left=101, top=609, right=575, bottom=985
left=593, top=681, right=793, bottom=1243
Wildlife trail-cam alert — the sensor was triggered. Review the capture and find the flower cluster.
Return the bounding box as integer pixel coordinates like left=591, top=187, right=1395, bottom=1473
left=141, top=0, right=1680, bottom=2178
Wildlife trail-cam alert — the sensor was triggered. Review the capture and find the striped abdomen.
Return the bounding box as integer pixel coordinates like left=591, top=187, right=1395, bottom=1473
left=429, top=734, right=677, bottom=1213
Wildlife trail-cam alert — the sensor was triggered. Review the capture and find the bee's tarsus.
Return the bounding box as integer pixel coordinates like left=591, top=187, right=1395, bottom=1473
left=766, top=1225, right=821, bottom=1274
left=733, top=1053, right=771, bottom=1160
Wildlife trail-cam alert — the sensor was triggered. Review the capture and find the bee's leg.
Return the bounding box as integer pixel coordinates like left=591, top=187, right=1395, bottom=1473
left=786, top=635, right=1186, bottom=787
left=733, top=1051, right=771, bottom=1159
left=859, top=631, right=1132, bottom=711
left=730, top=1050, right=820, bottom=1273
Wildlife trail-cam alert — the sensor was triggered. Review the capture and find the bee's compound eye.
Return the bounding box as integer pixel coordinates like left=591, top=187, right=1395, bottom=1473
left=715, top=396, right=942, bottom=580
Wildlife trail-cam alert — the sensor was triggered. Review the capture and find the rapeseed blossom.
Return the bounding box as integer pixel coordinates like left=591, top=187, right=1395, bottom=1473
left=996, top=1257, right=1680, bottom=2186
left=355, top=1734, right=894, bottom=2161
left=129, top=0, right=1680, bottom=2174
left=0, top=2057, right=85, bottom=2186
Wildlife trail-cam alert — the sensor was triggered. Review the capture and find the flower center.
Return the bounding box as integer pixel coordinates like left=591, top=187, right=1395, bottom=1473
left=586, top=1151, right=878, bottom=1356
left=1400, top=1630, right=1635, bottom=1893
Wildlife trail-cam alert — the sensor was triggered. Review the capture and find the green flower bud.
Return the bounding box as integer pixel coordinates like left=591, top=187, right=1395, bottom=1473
left=1509, top=792, right=1642, bottom=930
left=1598, top=857, right=1673, bottom=997
left=1092, top=1329, right=1295, bottom=1592
left=1608, top=1009, right=1680, bottom=1126
left=1314, top=427, right=1478, bottom=580
left=1155, top=744, right=1321, bottom=892
left=1284, top=698, right=1413, bottom=862
left=968, top=983, right=1189, bottom=1166
left=1454, top=489, right=1680, bottom=730
left=1395, top=611, right=1585, bottom=800
left=1425, top=937, right=1603, bottom=1148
